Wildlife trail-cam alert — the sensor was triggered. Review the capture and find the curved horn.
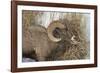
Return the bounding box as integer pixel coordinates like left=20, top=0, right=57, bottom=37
left=47, top=21, right=65, bottom=42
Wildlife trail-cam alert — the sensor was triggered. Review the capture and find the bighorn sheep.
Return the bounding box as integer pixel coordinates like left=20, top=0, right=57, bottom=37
left=22, top=20, right=77, bottom=61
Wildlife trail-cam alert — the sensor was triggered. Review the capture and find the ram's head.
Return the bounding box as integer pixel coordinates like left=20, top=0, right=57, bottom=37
left=47, top=21, right=78, bottom=44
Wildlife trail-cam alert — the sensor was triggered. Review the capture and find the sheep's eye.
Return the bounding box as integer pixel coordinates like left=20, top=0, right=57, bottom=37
left=53, top=28, right=61, bottom=38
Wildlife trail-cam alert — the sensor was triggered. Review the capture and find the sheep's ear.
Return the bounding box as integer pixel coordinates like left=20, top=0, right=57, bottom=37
left=47, top=21, right=65, bottom=42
